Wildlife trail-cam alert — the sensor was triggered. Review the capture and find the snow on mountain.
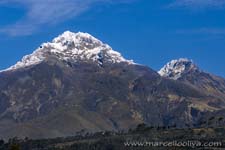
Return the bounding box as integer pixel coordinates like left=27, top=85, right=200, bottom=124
left=158, top=58, right=199, bottom=80
left=2, top=31, right=134, bottom=72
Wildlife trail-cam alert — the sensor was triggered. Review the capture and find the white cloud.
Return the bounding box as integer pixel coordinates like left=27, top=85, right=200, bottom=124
left=168, top=0, right=225, bottom=9
left=0, top=0, right=134, bottom=36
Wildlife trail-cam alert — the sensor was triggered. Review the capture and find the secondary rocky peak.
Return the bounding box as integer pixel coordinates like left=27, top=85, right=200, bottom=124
left=158, top=58, right=199, bottom=80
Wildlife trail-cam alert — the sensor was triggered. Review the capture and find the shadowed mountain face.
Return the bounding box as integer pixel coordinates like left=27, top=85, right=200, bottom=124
left=0, top=32, right=224, bottom=139
left=179, top=70, right=225, bottom=99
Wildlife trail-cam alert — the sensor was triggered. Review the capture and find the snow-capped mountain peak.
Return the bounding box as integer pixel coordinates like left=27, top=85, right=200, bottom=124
left=158, top=58, right=199, bottom=80
left=2, top=31, right=134, bottom=72
left=53, top=31, right=101, bottom=44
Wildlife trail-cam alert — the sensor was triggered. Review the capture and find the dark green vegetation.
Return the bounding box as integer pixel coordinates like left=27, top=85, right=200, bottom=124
left=0, top=57, right=225, bottom=139
left=0, top=124, right=225, bottom=150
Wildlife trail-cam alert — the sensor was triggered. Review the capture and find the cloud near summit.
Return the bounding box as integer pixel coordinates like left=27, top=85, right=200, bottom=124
left=0, top=0, right=134, bottom=36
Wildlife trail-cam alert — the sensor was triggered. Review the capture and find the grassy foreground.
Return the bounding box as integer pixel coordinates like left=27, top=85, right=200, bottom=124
left=1, top=124, right=225, bottom=150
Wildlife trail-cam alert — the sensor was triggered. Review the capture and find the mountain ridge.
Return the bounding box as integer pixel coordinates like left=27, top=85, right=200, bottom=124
left=158, top=58, right=225, bottom=99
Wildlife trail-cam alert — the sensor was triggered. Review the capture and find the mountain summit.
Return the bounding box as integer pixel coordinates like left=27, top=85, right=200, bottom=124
left=158, top=58, right=199, bottom=80
left=3, top=31, right=134, bottom=72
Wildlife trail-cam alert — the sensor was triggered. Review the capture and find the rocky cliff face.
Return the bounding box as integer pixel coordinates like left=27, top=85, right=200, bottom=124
left=0, top=32, right=224, bottom=139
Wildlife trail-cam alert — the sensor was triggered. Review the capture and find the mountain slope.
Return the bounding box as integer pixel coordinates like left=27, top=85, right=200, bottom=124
left=0, top=32, right=224, bottom=139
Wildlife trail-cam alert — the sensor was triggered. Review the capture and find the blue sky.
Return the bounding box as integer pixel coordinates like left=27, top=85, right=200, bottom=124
left=0, top=0, right=225, bottom=77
